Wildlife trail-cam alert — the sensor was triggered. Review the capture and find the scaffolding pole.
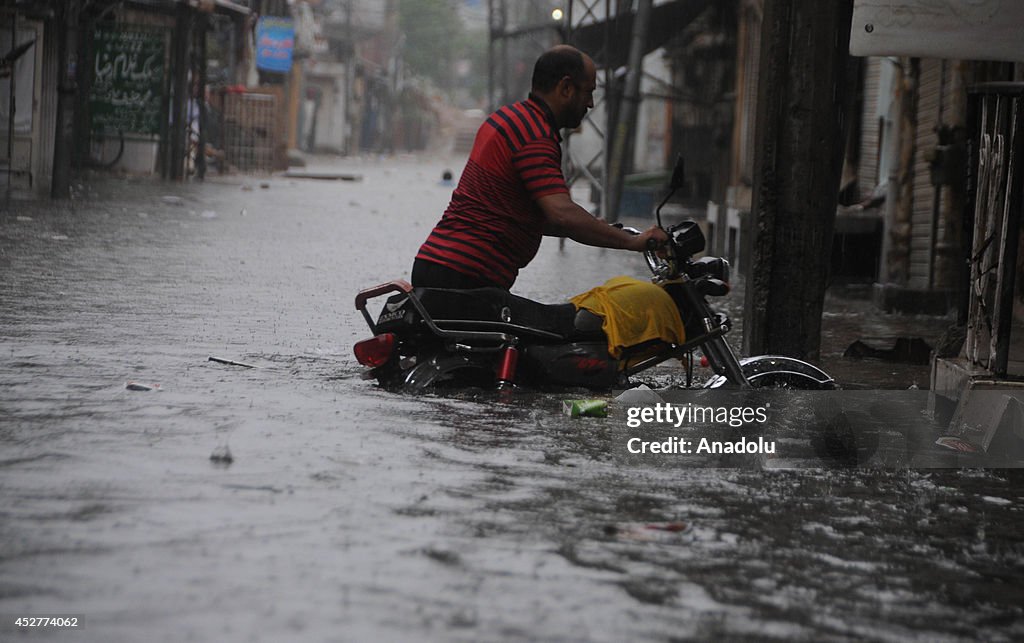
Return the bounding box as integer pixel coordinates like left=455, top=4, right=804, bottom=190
left=605, top=0, right=651, bottom=222
left=562, top=0, right=618, bottom=219
left=488, top=0, right=653, bottom=219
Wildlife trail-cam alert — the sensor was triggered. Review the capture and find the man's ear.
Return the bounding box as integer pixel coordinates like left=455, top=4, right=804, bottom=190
left=557, top=75, right=574, bottom=98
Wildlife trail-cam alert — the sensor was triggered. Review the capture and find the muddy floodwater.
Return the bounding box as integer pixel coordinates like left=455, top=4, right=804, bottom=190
left=2, top=157, right=1022, bottom=642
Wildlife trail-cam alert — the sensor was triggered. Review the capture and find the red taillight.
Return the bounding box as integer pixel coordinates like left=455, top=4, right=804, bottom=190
left=354, top=333, right=396, bottom=368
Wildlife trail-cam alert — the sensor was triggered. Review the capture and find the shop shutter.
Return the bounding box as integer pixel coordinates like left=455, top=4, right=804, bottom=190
left=908, top=58, right=943, bottom=289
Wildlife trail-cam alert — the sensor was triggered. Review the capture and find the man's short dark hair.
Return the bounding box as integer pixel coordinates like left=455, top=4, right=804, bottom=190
left=531, top=47, right=586, bottom=93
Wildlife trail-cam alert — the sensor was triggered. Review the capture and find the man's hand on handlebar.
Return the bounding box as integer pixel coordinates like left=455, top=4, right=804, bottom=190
left=630, top=226, right=669, bottom=256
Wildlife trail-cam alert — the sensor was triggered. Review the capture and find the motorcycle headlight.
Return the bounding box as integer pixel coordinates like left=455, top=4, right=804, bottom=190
left=686, top=256, right=730, bottom=283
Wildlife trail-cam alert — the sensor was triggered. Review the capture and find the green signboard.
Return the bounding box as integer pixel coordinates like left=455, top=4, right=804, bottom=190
left=89, top=25, right=167, bottom=136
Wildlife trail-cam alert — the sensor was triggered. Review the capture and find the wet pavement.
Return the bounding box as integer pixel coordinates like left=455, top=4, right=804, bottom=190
left=1, top=156, right=1022, bottom=642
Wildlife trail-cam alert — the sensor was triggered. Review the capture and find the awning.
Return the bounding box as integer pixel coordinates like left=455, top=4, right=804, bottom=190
left=126, top=1, right=251, bottom=17
left=566, top=0, right=713, bottom=69
left=210, top=0, right=250, bottom=16
left=185, top=0, right=251, bottom=17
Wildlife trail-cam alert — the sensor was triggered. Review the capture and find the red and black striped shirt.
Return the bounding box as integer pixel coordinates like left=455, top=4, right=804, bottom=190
left=415, top=95, right=568, bottom=289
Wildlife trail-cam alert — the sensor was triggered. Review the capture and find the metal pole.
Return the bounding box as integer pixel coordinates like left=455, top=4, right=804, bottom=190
left=498, top=0, right=507, bottom=107
left=343, top=0, right=353, bottom=154
left=605, top=0, right=651, bottom=223
left=196, top=10, right=208, bottom=180
left=600, top=0, right=611, bottom=219
left=52, top=1, right=79, bottom=197
left=170, top=3, right=189, bottom=181
left=927, top=60, right=947, bottom=289
left=487, top=0, right=495, bottom=111
left=7, top=12, right=15, bottom=196
left=992, top=92, right=1023, bottom=377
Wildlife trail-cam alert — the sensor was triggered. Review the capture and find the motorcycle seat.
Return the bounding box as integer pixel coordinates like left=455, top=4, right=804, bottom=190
left=409, top=287, right=603, bottom=339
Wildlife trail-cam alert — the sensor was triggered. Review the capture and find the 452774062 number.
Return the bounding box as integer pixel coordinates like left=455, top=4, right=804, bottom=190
left=14, top=617, right=79, bottom=627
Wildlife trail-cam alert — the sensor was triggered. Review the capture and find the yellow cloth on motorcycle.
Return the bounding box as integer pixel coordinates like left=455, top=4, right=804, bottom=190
left=570, top=276, right=685, bottom=359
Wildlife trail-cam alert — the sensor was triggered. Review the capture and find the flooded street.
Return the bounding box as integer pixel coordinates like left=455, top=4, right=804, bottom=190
left=2, top=156, right=1022, bottom=642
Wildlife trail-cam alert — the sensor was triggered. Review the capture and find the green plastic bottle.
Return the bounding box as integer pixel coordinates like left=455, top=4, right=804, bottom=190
left=562, top=399, right=608, bottom=418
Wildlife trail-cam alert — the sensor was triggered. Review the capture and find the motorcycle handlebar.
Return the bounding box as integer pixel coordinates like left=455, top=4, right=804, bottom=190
left=613, top=223, right=677, bottom=275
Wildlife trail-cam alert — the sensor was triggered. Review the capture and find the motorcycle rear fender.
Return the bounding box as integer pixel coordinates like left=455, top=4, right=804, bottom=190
left=398, top=353, right=495, bottom=392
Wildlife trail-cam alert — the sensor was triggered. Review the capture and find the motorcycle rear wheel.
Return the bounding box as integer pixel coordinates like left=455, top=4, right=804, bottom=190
left=380, top=353, right=496, bottom=393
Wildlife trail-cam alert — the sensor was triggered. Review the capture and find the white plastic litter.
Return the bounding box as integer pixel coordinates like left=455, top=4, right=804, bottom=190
left=614, top=384, right=665, bottom=406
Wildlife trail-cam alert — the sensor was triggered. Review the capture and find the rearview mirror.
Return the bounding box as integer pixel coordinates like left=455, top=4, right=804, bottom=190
left=669, top=155, right=685, bottom=191
left=656, top=155, right=687, bottom=229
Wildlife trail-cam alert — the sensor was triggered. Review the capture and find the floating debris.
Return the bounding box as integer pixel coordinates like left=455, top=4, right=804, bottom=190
left=605, top=521, right=692, bottom=542
left=208, top=356, right=258, bottom=369
left=210, top=445, right=234, bottom=465
left=934, top=436, right=979, bottom=453
left=562, top=399, right=608, bottom=418
left=981, top=495, right=1011, bottom=506
left=126, top=381, right=161, bottom=391
left=421, top=547, right=462, bottom=567
left=161, top=196, right=184, bottom=206
left=283, top=170, right=362, bottom=181
left=843, top=337, right=932, bottom=364
left=614, top=384, right=665, bottom=406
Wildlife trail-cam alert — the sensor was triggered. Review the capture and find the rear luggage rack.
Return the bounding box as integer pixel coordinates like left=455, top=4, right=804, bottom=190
left=356, top=281, right=516, bottom=345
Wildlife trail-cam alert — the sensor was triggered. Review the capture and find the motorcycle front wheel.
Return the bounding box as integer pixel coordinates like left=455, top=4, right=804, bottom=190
left=704, top=355, right=836, bottom=390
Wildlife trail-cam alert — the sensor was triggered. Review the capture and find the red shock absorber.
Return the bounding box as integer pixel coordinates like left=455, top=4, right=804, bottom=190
left=496, top=345, right=519, bottom=388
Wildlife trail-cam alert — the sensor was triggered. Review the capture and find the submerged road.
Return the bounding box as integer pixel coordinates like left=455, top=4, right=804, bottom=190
left=1, top=156, right=1021, bottom=642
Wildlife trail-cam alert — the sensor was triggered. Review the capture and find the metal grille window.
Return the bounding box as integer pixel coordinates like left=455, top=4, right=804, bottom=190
left=222, top=91, right=277, bottom=173
left=965, top=83, right=1024, bottom=377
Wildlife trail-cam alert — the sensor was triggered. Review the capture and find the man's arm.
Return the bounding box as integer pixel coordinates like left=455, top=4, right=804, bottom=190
left=537, top=192, right=666, bottom=251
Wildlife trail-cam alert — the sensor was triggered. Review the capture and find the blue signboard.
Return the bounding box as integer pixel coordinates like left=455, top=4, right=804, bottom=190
left=256, top=17, right=295, bottom=73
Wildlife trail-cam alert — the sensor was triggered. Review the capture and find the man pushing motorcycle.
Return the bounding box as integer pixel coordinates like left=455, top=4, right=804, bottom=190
left=357, top=47, right=836, bottom=391
left=411, top=45, right=668, bottom=290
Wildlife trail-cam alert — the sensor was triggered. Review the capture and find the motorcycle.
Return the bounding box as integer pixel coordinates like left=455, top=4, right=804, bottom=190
left=353, top=158, right=835, bottom=393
